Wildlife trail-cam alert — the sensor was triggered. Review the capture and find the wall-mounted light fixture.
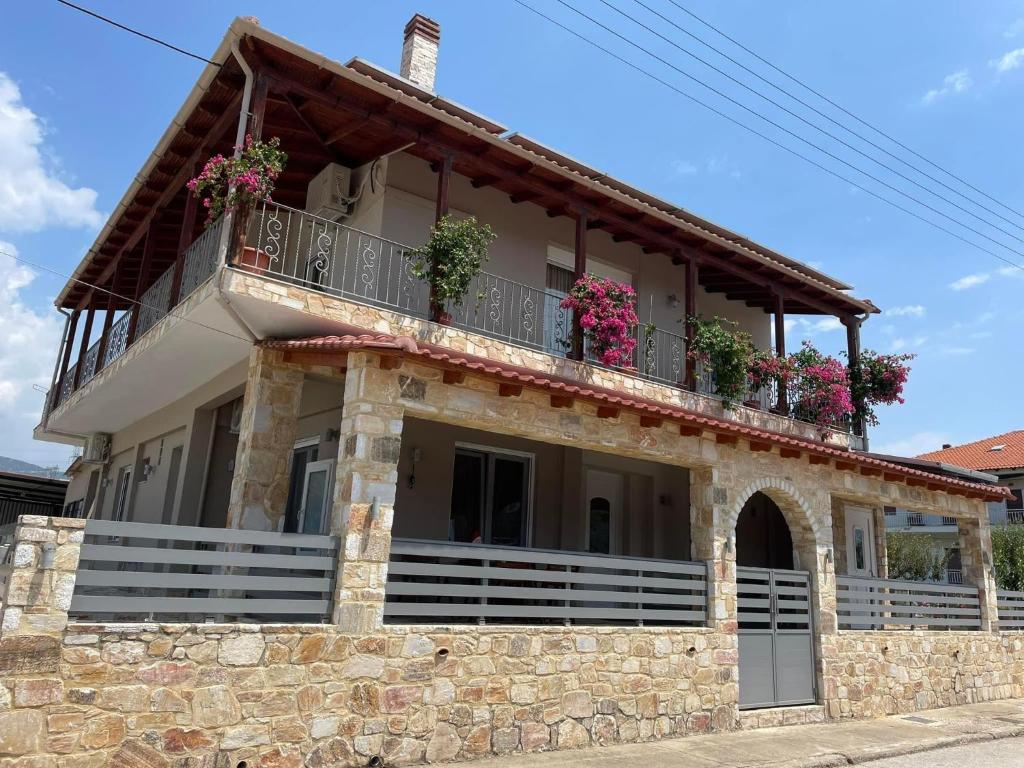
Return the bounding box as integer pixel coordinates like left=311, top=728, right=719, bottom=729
left=40, top=542, right=56, bottom=570
left=666, top=293, right=681, bottom=309
left=323, top=427, right=341, bottom=444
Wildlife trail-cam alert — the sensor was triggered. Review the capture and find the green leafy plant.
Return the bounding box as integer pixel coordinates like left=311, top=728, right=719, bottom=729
left=686, top=316, right=756, bottom=407
left=885, top=532, right=950, bottom=582
left=409, top=214, right=496, bottom=316
left=992, top=524, right=1024, bottom=591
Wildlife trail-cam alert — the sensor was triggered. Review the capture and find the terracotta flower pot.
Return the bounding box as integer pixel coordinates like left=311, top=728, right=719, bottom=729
left=236, top=246, right=272, bottom=276
left=435, top=311, right=454, bottom=326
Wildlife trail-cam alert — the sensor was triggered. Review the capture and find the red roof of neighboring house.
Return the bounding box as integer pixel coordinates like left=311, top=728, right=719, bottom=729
left=262, top=332, right=1010, bottom=502
left=917, top=431, right=1024, bottom=472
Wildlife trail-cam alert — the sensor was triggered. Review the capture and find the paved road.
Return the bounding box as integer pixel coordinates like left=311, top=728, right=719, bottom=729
left=866, top=736, right=1024, bottom=767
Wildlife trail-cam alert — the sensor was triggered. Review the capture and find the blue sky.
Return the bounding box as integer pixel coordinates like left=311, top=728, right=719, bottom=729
left=2, top=1, right=1023, bottom=466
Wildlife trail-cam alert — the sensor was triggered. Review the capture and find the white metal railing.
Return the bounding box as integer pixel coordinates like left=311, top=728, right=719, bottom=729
left=836, top=575, right=982, bottom=630
left=945, top=569, right=963, bottom=585
left=71, top=519, right=338, bottom=622
left=384, top=538, right=709, bottom=626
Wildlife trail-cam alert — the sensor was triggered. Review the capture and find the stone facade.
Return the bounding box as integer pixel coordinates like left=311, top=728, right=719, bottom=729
left=0, top=622, right=736, bottom=766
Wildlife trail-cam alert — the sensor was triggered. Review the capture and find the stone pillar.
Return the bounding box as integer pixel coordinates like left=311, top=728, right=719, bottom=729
left=958, top=515, right=999, bottom=632
left=225, top=346, right=305, bottom=531
left=330, top=351, right=404, bottom=632
left=0, top=515, right=84, bottom=640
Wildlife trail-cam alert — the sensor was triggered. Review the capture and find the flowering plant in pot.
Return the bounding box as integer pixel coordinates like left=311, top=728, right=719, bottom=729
left=686, top=316, right=755, bottom=407
left=561, top=275, right=638, bottom=368
left=188, top=135, right=287, bottom=274
left=848, top=349, right=914, bottom=427
left=409, top=214, right=495, bottom=324
left=749, top=350, right=794, bottom=410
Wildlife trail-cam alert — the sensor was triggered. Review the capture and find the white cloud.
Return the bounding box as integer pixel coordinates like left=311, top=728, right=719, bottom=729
left=937, top=345, right=975, bottom=356
left=0, top=242, right=66, bottom=465
left=886, top=304, right=926, bottom=317
left=872, top=431, right=952, bottom=458
left=0, top=72, right=103, bottom=232
left=1005, top=18, right=1024, bottom=38
left=921, top=70, right=973, bottom=104
left=992, top=47, right=1024, bottom=73
left=997, top=265, right=1024, bottom=278
left=949, top=272, right=991, bottom=290
left=889, top=334, right=928, bottom=353
left=784, top=316, right=844, bottom=337
left=670, top=159, right=697, bottom=176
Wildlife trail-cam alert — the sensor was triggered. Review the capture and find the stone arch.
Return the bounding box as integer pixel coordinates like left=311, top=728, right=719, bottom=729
left=727, top=477, right=829, bottom=573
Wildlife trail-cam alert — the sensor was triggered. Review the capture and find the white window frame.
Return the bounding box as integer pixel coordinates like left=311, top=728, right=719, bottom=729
left=111, top=466, right=133, bottom=523
left=546, top=244, right=634, bottom=286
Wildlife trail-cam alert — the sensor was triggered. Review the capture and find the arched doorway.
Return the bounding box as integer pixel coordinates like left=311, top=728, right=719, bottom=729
left=734, top=491, right=816, bottom=710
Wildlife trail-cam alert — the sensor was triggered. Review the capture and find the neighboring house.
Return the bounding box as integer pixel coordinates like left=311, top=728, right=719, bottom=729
left=13, top=14, right=1014, bottom=762
left=0, top=469, right=69, bottom=526
left=874, top=433, right=1024, bottom=584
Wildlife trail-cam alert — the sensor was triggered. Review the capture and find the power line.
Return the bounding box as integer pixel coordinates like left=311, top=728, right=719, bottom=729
left=553, top=0, right=1024, bottom=262
left=665, top=0, right=1024, bottom=222
left=0, top=249, right=252, bottom=346
left=622, top=0, right=1024, bottom=237
left=510, top=0, right=1024, bottom=273
left=55, top=0, right=219, bottom=66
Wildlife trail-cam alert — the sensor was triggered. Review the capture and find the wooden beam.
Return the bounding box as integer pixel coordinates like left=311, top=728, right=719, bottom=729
left=442, top=369, right=466, bottom=385
left=72, top=295, right=98, bottom=390
left=639, top=415, right=663, bottom=429
left=716, top=433, right=738, bottom=446
left=835, top=460, right=857, bottom=472
left=379, top=355, right=402, bottom=371
left=571, top=210, right=587, bottom=361
left=773, top=290, right=788, bottom=414
left=907, top=478, right=928, bottom=488
left=808, top=454, right=830, bottom=466
left=248, top=73, right=270, bottom=141
left=749, top=441, right=772, bottom=452
left=684, top=254, right=698, bottom=390
left=94, top=268, right=119, bottom=374
left=281, top=350, right=347, bottom=371
left=550, top=394, right=574, bottom=409
left=435, top=152, right=452, bottom=223
left=860, top=467, right=882, bottom=477
left=780, top=448, right=802, bottom=459
left=679, top=424, right=702, bottom=437
left=596, top=406, right=620, bottom=419
left=470, top=174, right=500, bottom=189
left=54, top=309, right=81, bottom=402
left=124, top=222, right=158, bottom=347
left=883, top=471, right=902, bottom=482
left=498, top=382, right=523, bottom=398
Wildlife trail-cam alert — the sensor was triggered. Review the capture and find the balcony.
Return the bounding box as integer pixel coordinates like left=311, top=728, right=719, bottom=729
left=45, top=201, right=865, bottom=448
left=237, top=201, right=863, bottom=446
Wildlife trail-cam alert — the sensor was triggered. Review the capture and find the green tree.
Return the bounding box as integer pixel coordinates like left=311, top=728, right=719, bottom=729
left=991, top=524, right=1024, bottom=591
left=885, top=532, right=949, bottom=581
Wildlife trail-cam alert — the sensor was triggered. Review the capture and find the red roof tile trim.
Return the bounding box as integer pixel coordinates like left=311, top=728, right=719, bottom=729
left=918, top=430, right=1024, bottom=472
left=263, top=332, right=1010, bottom=502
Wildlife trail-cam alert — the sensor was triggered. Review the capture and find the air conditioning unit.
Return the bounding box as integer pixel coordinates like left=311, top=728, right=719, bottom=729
left=306, top=163, right=353, bottom=221
left=82, top=433, right=111, bottom=464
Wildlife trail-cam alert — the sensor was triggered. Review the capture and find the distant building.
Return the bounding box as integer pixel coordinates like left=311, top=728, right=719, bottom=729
left=0, top=469, right=70, bottom=526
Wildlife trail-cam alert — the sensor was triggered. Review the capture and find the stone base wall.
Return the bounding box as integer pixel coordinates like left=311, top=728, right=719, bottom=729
left=0, top=622, right=737, bottom=766
left=823, top=631, right=1024, bottom=719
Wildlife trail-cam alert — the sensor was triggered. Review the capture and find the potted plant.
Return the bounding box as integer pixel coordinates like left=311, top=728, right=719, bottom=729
left=409, top=214, right=496, bottom=324
left=686, top=316, right=755, bottom=408
left=188, top=135, right=287, bottom=275
left=560, top=275, right=639, bottom=369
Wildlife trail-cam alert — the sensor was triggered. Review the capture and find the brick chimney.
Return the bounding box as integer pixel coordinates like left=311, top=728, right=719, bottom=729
left=400, top=14, right=440, bottom=91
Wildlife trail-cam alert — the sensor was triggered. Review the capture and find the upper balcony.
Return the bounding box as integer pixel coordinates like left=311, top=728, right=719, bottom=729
left=38, top=19, right=880, bottom=450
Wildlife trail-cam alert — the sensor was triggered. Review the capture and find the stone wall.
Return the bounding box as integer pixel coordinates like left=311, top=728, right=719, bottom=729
left=0, top=622, right=736, bottom=766
left=823, top=631, right=1024, bottom=719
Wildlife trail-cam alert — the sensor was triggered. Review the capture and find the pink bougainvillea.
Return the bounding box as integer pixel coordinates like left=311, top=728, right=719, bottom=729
left=561, top=274, right=638, bottom=368
left=188, top=135, right=287, bottom=225
left=851, top=349, right=914, bottom=427
left=786, top=341, right=855, bottom=431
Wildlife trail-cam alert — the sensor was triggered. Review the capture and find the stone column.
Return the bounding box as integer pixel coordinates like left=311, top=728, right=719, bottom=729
left=958, top=514, right=999, bottom=632
left=689, top=466, right=736, bottom=634
left=0, top=515, right=84, bottom=640
left=225, top=346, right=305, bottom=531
left=330, top=351, right=405, bottom=632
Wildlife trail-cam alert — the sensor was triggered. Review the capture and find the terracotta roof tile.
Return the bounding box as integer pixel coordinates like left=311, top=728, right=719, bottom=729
left=264, top=332, right=1009, bottom=502
left=917, top=431, right=1024, bottom=472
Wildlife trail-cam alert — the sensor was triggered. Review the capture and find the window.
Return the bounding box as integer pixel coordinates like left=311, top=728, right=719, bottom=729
left=448, top=447, right=532, bottom=547
left=588, top=497, right=612, bottom=554
left=111, top=466, right=133, bottom=523
left=1009, top=489, right=1023, bottom=511
left=63, top=499, right=85, bottom=518
left=853, top=527, right=866, bottom=571
left=883, top=506, right=896, bottom=516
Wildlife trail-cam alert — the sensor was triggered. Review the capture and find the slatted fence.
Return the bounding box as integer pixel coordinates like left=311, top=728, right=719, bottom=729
left=71, top=519, right=337, bottom=623
left=836, top=575, right=982, bottom=630
left=385, top=538, right=709, bottom=626
left=997, top=589, right=1024, bottom=629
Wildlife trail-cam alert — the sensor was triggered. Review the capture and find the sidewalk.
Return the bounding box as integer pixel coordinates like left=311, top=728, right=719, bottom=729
left=447, top=700, right=1024, bottom=768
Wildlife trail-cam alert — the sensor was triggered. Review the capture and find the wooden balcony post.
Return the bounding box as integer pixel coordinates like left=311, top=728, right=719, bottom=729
left=429, top=152, right=453, bottom=321
left=125, top=221, right=157, bottom=347
left=842, top=315, right=866, bottom=439
left=248, top=73, right=269, bottom=142
left=54, top=308, right=80, bottom=404
left=72, top=293, right=98, bottom=390
left=570, top=209, right=588, bottom=361
left=169, top=166, right=200, bottom=308
left=773, top=291, right=788, bottom=414
left=684, top=254, right=699, bottom=390
left=94, top=268, right=120, bottom=373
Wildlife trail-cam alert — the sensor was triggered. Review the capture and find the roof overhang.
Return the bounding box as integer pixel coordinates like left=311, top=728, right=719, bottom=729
left=263, top=331, right=1009, bottom=504
left=58, top=18, right=878, bottom=319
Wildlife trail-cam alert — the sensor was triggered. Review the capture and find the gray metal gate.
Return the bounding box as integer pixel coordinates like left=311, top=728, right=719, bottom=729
left=737, top=566, right=816, bottom=709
